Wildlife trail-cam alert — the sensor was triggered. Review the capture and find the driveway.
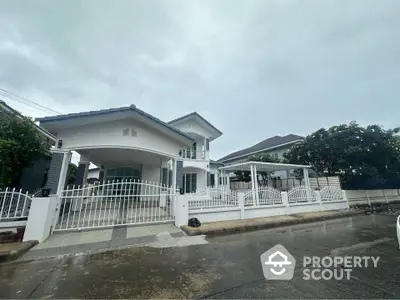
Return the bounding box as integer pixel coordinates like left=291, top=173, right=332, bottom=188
left=0, top=214, right=399, bottom=299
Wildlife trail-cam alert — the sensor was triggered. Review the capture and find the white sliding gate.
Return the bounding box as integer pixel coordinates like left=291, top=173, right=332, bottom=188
left=54, top=180, right=177, bottom=231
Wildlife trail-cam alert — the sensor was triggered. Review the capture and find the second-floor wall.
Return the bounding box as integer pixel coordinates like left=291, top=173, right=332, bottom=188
left=169, top=112, right=222, bottom=161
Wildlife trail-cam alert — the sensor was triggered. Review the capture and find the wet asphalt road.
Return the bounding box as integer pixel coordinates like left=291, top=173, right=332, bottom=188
left=1, top=214, right=399, bottom=299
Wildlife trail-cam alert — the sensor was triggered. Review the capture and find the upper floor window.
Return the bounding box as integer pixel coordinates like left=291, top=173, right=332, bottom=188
left=180, top=142, right=197, bottom=159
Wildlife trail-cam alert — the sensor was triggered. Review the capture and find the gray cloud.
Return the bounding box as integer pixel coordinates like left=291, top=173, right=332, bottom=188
left=0, top=0, right=399, bottom=160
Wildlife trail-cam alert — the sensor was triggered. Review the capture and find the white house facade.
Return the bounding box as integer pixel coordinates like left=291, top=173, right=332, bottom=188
left=36, top=105, right=223, bottom=194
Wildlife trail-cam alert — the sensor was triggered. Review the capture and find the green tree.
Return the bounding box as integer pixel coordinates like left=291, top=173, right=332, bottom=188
left=283, top=122, right=400, bottom=188
left=0, top=110, right=51, bottom=187
left=67, top=163, right=78, bottom=186
left=235, top=153, right=282, bottom=185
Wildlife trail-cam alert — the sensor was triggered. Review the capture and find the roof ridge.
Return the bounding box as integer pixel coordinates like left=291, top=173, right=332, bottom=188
left=35, top=104, right=194, bottom=141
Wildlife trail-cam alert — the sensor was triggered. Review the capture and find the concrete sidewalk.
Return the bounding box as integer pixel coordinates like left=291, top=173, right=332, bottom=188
left=181, top=209, right=364, bottom=236
left=19, top=223, right=186, bottom=261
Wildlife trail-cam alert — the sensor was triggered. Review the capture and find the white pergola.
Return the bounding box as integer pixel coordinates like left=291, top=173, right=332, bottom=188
left=219, top=161, right=312, bottom=203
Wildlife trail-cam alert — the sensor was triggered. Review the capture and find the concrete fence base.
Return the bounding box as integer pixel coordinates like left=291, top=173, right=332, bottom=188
left=23, top=196, right=58, bottom=243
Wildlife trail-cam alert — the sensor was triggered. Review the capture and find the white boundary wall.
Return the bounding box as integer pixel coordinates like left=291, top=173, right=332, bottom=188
left=182, top=186, right=349, bottom=224
left=346, top=189, right=400, bottom=206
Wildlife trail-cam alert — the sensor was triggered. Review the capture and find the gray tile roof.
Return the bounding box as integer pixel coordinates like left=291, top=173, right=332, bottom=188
left=36, top=104, right=194, bottom=141
left=210, top=159, right=224, bottom=166
left=168, top=112, right=222, bottom=135
left=218, top=134, right=304, bottom=162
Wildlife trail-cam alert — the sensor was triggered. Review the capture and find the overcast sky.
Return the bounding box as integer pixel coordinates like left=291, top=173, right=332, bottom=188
left=0, top=0, right=399, bottom=161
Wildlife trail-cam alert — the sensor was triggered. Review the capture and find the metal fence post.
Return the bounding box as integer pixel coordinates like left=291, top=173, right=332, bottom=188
left=365, top=190, right=371, bottom=207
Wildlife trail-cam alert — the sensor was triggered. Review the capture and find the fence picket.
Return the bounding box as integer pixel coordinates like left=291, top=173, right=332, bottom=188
left=0, top=188, right=32, bottom=223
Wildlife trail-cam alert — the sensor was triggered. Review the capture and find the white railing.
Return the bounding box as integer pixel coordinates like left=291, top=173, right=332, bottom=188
left=55, top=180, right=177, bottom=231
left=259, top=187, right=283, bottom=205
left=188, top=187, right=238, bottom=210
left=0, top=188, right=32, bottom=222
left=287, top=186, right=317, bottom=204
left=244, top=187, right=283, bottom=206
left=320, top=186, right=344, bottom=202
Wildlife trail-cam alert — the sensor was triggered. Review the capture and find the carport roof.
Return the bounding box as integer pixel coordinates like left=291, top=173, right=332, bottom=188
left=36, top=104, right=194, bottom=141
left=219, top=161, right=311, bottom=172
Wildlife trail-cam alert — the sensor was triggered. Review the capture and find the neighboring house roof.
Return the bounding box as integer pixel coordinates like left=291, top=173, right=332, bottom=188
left=36, top=104, right=194, bottom=142
left=0, top=100, right=56, bottom=142
left=210, top=159, right=224, bottom=166
left=168, top=112, right=223, bottom=135
left=218, top=134, right=304, bottom=163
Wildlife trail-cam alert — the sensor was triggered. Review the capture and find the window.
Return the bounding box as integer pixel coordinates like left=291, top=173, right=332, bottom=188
left=182, top=173, right=197, bottom=193
left=105, top=167, right=141, bottom=182
left=180, top=142, right=197, bottom=159
left=210, top=174, right=215, bottom=187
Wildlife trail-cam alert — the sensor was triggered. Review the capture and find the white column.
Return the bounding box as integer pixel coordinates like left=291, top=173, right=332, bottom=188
left=172, top=158, right=177, bottom=192
left=303, top=167, right=312, bottom=201
left=56, top=150, right=71, bottom=195
left=303, top=168, right=311, bottom=188
left=226, top=172, right=231, bottom=192
left=254, top=164, right=260, bottom=205
left=250, top=164, right=256, bottom=205
left=267, top=172, right=272, bottom=187
left=174, top=194, right=189, bottom=227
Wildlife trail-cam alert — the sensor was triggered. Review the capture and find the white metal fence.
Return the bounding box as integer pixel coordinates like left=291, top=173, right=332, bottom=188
left=244, top=187, right=283, bottom=206
left=186, top=186, right=349, bottom=223
left=0, top=188, right=32, bottom=227
left=188, top=187, right=238, bottom=210
left=231, top=176, right=341, bottom=191
left=320, top=186, right=344, bottom=202
left=55, top=180, right=177, bottom=231
left=287, top=186, right=317, bottom=203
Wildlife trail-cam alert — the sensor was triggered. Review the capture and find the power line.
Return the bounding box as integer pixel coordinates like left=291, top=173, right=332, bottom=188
left=0, top=94, right=53, bottom=116
left=0, top=88, right=62, bottom=115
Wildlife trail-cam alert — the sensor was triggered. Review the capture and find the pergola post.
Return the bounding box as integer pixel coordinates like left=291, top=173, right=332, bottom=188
left=303, top=167, right=312, bottom=200
left=172, top=158, right=177, bottom=192
left=254, top=164, right=260, bottom=205
left=250, top=164, right=256, bottom=205
left=267, top=172, right=272, bottom=187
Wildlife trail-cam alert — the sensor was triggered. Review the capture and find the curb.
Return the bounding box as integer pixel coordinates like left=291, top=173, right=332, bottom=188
left=181, top=210, right=364, bottom=236
left=0, top=240, right=38, bottom=263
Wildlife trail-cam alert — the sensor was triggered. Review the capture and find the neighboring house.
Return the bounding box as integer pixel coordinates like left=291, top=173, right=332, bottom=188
left=36, top=105, right=222, bottom=194
left=218, top=134, right=304, bottom=179
left=0, top=100, right=56, bottom=192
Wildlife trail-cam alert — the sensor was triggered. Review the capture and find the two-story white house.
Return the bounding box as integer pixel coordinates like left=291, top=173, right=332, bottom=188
left=36, top=105, right=222, bottom=194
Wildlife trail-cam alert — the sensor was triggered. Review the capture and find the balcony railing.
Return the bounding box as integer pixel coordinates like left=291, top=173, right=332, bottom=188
left=179, top=149, right=209, bottom=160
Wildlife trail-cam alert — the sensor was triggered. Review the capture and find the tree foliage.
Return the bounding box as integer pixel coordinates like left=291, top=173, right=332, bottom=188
left=283, top=122, right=400, bottom=188
left=67, top=163, right=78, bottom=186
left=0, top=110, right=51, bottom=187
left=234, top=153, right=282, bottom=185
